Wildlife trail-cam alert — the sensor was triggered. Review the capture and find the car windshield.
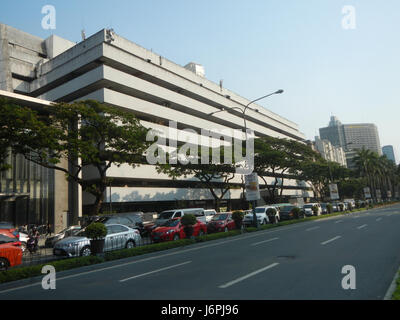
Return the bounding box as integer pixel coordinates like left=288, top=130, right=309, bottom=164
left=321, top=204, right=327, bottom=208
left=162, top=220, right=180, bottom=227
left=158, top=211, right=175, bottom=219
left=281, top=206, right=295, bottom=212
left=0, top=234, right=15, bottom=244
left=212, top=214, right=228, bottom=221
left=255, top=208, right=266, bottom=213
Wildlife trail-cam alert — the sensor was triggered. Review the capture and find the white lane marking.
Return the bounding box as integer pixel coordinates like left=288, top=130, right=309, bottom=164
left=376, top=218, right=382, bottom=222
left=119, top=261, right=191, bottom=283
left=335, top=220, right=343, bottom=224
left=251, top=237, right=279, bottom=246
left=0, top=217, right=349, bottom=294
left=357, top=224, right=367, bottom=229
left=218, top=263, right=279, bottom=289
left=306, top=226, right=320, bottom=232
left=321, top=236, right=342, bottom=245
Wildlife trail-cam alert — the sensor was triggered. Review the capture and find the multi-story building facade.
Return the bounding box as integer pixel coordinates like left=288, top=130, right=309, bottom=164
left=382, top=145, right=396, bottom=163
left=0, top=23, right=310, bottom=230
left=319, top=116, right=382, bottom=169
left=314, top=136, right=347, bottom=167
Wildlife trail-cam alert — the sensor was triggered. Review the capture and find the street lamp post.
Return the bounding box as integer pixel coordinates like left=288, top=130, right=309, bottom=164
left=208, top=89, right=284, bottom=228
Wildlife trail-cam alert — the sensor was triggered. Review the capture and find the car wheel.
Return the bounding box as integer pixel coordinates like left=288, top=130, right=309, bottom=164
left=173, top=234, right=180, bottom=241
left=125, top=240, right=136, bottom=249
left=80, top=246, right=91, bottom=257
left=0, top=258, right=9, bottom=271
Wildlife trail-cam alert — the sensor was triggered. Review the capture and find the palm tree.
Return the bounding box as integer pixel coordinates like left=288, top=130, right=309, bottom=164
left=354, top=148, right=400, bottom=201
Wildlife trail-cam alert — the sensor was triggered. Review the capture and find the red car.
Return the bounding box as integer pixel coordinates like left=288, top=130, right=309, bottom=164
left=207, top=212, right=236, bottom=233
left=151, top=218, right=207, bottom=242
left=0, top=230, right=21, bottom=247
left=0, top=237, right=23, bottom=271
left=0, top=222, right=19, bottom=239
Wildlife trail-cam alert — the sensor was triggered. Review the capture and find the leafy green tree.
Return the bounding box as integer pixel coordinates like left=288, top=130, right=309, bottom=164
left=253, top=136, right=316, bottom=203
left=12, top=100, right=151, bottom=216
left=0, top=98, right=58, bottom=172
left=296, top=158, right=331, bottom=200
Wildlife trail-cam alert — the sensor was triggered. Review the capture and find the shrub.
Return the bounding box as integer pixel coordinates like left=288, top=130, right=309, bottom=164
left=180, top=214, right=197, bottom=226
left=312, top=205, right=319, bottom=215
left=291, top=207, right=301, bottom=219
left=338, top=203, right=344, bottom=211
left=232, top=211, right=244, bottom=229
left=347, top=203, right=353, bottom=211
left=85, top=223, right=107, bottom=240
left=266, top=208, right=277, bottom=223
left=180, top=214, right=197, bottom=238
left=326, top=203, right=333, bottom=214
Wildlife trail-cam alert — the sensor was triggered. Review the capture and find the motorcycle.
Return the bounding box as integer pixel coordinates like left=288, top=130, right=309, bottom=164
left=26, top=232, right=39, bottom=254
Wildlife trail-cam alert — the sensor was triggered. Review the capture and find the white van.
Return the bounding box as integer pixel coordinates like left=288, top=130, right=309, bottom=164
left=155, top=208, right=206, bottom=226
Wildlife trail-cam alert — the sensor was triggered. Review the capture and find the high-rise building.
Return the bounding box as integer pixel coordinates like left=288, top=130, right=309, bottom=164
left=382, top=145, right=396, bottom=163
left=319, top=116, right=382, bottom=169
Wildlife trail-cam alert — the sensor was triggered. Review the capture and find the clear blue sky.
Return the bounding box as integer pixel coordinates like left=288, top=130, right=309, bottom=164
left=1, top=0, right=399, bottom=161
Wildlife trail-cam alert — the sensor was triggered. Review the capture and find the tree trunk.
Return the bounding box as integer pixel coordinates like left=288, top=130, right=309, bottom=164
left=91, top=188, right=105, bottom=216
left=214, top=197, right=221, bottom=212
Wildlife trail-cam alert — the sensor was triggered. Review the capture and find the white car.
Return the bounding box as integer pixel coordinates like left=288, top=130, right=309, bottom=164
left=204, top=209, right=217, bottom=222
left=303, top=203, right=322, bottom=216
left=242, top=208, right=270, bottom=226
left=255, top=206, right=280, bottom=223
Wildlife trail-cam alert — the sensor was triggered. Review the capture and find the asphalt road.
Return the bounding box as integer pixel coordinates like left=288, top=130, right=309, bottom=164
left=1, top=204, right=400, bottom=300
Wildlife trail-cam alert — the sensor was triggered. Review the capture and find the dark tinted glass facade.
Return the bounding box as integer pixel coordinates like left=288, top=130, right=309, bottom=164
left=0, top=151, right=54, bottom=226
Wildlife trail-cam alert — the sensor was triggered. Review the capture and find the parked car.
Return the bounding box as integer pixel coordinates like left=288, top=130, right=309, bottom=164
left=0, top=231, right=21, bottom=248
left=204, top=209, right=217, bottom=222
left=45, top=225, right=82, bottom=248
left=279, top=205, right=305, bottom=220
left=53, top=224, right=141, bottom=257
left=0, top=241, right=23, bottom=271
left=242, top=208, right=270, bottom=226
left=335, top=202, right=345, bottom=212
left=320, top=203, right=329, bottom=214
left=0, top=222, right=18, bottom=238
left=255, top=206, right=280, bottom=223
left=207, top=212, right=236, bottom=233
left=151, top=218, right=207, bottom=242
left=303, top=203, right=322, bottom=216
left=146, top=208, right=206, bottom=233
left=331, top=203, right=339, bottom=212
left=94, top=212, right=145, bottom=236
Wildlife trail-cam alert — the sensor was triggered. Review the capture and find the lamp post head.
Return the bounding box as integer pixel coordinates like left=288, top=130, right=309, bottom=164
left=275, top=89, right=284, bottom=94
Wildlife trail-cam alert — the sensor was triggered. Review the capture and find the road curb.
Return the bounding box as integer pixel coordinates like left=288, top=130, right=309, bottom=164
left=384, top=265, right=400, bottom=300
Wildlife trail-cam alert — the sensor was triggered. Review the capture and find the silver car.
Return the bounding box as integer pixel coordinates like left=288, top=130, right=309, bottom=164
left=53, top=224, right=141, bottom=257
